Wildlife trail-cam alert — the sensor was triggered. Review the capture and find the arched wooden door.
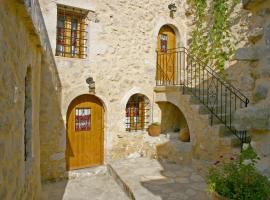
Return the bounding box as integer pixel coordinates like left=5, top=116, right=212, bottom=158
left=157, top=25, right=176, bottom=82
left=66, top=94, right=104, bottom=170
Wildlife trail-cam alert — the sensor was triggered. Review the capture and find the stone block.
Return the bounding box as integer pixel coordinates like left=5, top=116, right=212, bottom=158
left=258, top=56, right=270, bottom=77
left=254, top=84, right=269, bottom=101
left=50, top=152, right=65, bottom=161
left=257, top=8, right=270, bottom=17
left=234, top=47, right=262, bottom=61
left=234, top=105, right=270, bottom=130
left=248, top=27, right=264, bottom=43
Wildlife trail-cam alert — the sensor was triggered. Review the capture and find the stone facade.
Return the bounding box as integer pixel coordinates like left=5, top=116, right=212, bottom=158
left=234, top=0, right=270, bottom=178
left=38, top=0, right=189, bottom=179
left=1, top=0, right=270, bottom=199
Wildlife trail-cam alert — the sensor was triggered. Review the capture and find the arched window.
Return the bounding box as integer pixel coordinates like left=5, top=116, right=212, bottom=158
left=125, top=94, right=150, bottom=132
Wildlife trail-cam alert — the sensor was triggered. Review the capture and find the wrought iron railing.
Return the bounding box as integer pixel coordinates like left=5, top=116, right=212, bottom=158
left=156, top=47, right=250, bottom=147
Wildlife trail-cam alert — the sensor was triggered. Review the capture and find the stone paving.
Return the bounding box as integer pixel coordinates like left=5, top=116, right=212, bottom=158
left=42, top=158, right=211, bottom=200
left=109, top=158, right=211, bottom=200
left=42, top=172, right=129, bottom=200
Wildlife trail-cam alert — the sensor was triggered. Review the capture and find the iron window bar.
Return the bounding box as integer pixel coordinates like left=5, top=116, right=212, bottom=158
left=56, top=5, right=88, bottom=59
left=126, top=94, right=150, bottom=132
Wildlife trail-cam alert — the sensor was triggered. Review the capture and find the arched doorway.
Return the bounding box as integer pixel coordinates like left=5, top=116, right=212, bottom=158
left=66, top=94, right=104, bottom=170
left=157, top=25, right=176, bottom=84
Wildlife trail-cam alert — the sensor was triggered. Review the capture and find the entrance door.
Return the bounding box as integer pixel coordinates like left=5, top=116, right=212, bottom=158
left=157, top=25, right=176, bottom=83
left=66, top=95, right=104, bottom=170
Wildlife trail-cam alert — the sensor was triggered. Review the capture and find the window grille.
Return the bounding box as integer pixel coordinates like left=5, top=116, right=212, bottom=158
left=75, top=108, right=91, bottom=131
left=160, top=34, right=168, bottom=52
left=56, top=5, right=88, bottom=58
left=125, top=94, right=150, bottom=132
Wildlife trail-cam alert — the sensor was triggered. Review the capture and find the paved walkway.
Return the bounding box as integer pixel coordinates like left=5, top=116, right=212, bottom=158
left=42, top=158, right=210, bottom=200
left=109, top=158, right=210, bottom=200
left=42, top=173, right=129, bottom=200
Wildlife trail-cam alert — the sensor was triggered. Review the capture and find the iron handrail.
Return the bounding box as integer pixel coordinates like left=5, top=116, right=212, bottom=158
left=156, top=47, right=250, bottom=147
left=157, top=47, right=249, bottom=104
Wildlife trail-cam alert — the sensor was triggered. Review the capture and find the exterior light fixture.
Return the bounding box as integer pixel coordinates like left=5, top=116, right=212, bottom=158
left=168, top=3, right=177, bottom=18
left=86, top=77, right=95, bottom=93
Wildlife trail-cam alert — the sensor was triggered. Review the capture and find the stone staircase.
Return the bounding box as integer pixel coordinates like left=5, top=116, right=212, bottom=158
left=155, top=47, right=250, bottom=165
left=154, top=85, right=241, bottom=165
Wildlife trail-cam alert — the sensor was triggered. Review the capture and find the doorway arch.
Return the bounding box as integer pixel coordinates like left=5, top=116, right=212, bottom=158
left=66, top=94, right=104, bottom=170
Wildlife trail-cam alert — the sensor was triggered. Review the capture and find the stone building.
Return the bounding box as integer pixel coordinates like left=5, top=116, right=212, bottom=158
left=0, top=0, right=270, bottom=199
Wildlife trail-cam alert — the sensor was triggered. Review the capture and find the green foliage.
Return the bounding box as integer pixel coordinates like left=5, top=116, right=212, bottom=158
left=207, top=145, right=270, bottom=200
left=190, top=0, right=240, bottom=74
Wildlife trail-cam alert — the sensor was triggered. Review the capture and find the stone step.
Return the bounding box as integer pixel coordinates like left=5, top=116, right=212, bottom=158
left=220, top=135, right=241, bottom=148
left=188, top=94, right=234, bottom=106
left=217, top=125, right=235, bottom=137
left=107, top=164, right=135, bottom=200
left=185, top=87, right=230, bottom=97
left=197, top=104, right=231, bottom=115
left=209, top=113, right=234, bottom=125
left=68, top=165, right=107, bottom=179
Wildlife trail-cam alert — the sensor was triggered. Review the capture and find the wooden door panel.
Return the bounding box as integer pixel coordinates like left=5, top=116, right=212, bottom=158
left=66, top=95, right=104, bottom=170
left=157, top=25, right=176, bottom=82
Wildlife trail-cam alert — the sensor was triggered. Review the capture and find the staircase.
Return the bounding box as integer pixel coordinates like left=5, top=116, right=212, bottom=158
left=156, top=47, right=251, bottom=149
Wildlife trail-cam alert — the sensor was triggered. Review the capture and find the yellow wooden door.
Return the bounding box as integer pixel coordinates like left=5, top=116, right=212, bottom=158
left=157, top=25, right=176, bottom=82
left=66, top=95, right=104, bottom=170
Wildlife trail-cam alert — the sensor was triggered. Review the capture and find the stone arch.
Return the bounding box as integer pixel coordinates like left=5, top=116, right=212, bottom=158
left=64, top=90, right=108, bottom=121
left=154, top=22, right=185, bottom=49
left=155, top=97, right=195, bottom=143
left=157, top=101, right=189, bottom=137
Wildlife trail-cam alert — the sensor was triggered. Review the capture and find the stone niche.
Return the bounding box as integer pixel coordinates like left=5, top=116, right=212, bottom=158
left=158, top=102, right=189, bottom=134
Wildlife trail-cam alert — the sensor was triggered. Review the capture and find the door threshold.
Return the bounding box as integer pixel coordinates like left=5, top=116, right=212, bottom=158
left=68, top=165, right=107, bottom=179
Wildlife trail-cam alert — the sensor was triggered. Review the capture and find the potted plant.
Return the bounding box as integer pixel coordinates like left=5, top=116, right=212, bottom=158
left=148, top=122, right=161, bottom=137
left=206, top=145, right=270, bottom=200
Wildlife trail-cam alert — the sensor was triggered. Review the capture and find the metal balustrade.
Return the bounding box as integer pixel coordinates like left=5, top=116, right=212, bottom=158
left=156, top=47, right=251, bottom=148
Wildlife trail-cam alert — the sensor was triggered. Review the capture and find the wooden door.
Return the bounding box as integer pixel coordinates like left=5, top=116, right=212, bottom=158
left=157, top=25, right=176, bottom=82
left=66, top=95, right=104, bottom=170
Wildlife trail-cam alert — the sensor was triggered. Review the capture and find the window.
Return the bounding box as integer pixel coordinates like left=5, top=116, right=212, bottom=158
left=125, top=94, right=150, bottom=131
left=75, top=108, right=91, bottom=131
left=160, top=34, right=168, bottom=52
left=56, top=5, right=88, bottom=58
left=24, top=67, right=32, bottom=161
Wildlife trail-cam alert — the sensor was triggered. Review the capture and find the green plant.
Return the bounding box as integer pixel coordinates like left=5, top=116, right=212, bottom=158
left=207, top=145, right=270, bottom=200
left=189, top=0, right=240, bottom=75
left=150, top=122, right=160, bottom=126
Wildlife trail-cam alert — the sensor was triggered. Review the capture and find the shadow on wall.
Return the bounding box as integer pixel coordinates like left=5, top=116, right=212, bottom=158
left=157, top=101, right=188, bottom=133
left=39, top=55, right=66, bottom=187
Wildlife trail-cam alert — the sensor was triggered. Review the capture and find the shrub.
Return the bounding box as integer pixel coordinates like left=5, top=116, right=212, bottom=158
left=207, top=145, right=270, bottom=200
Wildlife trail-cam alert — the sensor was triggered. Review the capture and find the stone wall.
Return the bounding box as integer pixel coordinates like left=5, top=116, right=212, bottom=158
left=39, top=56, right=65, bottom=182
left=0, top=0, right=62, bottom=198
left=38, top=0, right=189, bottom=166
left=234, top=0, right=270, bottom=178
left=0, top=1, right=42, bottom=199
left=158, top=102, right=188, bottom=133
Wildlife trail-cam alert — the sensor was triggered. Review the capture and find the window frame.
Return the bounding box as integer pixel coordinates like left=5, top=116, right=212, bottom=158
left=56, top=5, right=88, bottom=59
